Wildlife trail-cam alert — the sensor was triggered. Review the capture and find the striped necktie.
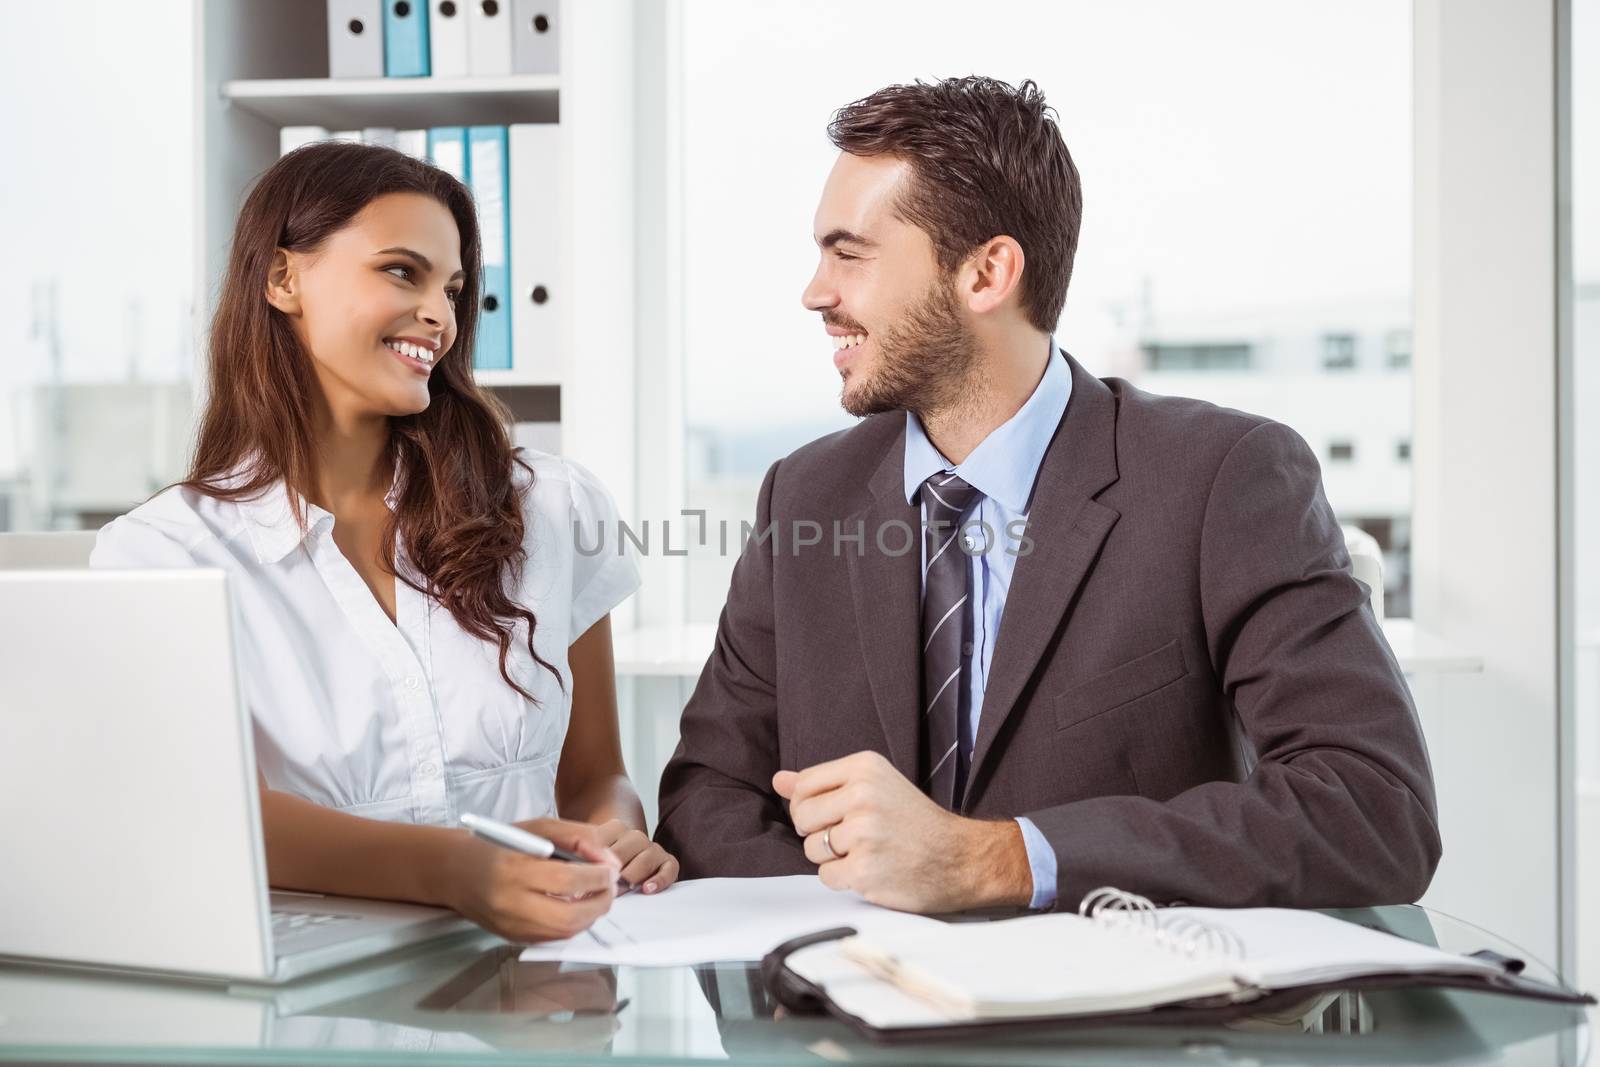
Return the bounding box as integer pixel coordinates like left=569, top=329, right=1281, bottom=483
left=919, top=471, right=981, bottom=808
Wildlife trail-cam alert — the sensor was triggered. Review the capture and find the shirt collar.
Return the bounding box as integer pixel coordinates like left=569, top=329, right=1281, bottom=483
left=239, top=482, right=332, bottom=565
left=235, top=456, right=403, bottom=565
left=903, top=338, right=1072, bottom=513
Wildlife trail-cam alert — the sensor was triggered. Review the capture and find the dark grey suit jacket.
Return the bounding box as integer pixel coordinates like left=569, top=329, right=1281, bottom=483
left=656, top=352, right=1441, bottom=908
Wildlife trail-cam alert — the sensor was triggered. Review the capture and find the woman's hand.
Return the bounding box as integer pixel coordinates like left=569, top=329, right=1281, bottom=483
left=588, top=819, right=681, bottom=894
left=443, top=818, right=622, bottom=943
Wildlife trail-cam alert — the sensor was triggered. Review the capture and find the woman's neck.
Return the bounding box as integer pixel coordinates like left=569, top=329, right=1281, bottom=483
left=308, top=405, right=393, bottom=514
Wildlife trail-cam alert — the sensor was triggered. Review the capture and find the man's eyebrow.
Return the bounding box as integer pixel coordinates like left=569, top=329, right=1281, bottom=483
left=375, top=246, right=466, bottom=281
left=816, top=229, right=877, bottom=250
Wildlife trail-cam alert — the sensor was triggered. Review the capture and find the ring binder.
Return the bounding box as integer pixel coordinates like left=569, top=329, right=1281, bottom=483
left=763, top=898, right=1595, bottom=1043
left=1079, top=885, right=1246, bottom=961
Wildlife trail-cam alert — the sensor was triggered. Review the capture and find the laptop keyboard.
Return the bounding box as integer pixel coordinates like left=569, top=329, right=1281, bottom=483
left=270, top=909, right=367, bottom=941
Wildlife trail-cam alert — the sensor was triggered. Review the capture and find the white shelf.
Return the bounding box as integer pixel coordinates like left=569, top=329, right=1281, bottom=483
left=612, top=619, right=1483, bottom=679
left=474, top=369, right=562, bottom=389
left=220, top=75, right=560, bottom=128
left=1380, top=618, right=1485, bottom=675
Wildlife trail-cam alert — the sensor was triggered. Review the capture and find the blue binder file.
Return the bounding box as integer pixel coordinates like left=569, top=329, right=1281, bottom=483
left=383, top=0, right=431, bottom=77
left=467, top=126, right=512, bottom=371
left=425, top=127, right=469, bottom=182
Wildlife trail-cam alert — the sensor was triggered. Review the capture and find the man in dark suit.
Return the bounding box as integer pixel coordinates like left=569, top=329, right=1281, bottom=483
left=655, top=76, right=1440, bottom=913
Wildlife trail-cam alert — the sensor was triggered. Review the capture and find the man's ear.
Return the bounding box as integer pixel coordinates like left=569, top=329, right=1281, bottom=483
left=264, top=248, right=303, bottom=316
left=962, top=236, right=1025, bottom=316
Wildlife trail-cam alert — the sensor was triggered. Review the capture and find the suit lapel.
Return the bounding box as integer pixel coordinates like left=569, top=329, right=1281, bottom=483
left=963, top=356, right=1121, bottom=808
left=846, top=423, right=924, bottom=782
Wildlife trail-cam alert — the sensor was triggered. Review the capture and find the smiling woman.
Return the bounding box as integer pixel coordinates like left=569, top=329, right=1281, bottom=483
left=194, top=143, right=511, bottom=660
left=87, top=141, right=680, bottom=943
left=271, top=200, right=465, bottom=416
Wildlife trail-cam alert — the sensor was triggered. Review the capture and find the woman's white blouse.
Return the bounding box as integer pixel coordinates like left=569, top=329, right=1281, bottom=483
left=89, top=451, right=640, bottom=827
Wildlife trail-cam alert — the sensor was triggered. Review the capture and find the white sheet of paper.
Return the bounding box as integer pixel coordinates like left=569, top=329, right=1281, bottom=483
left=517, top=875, right=943, bottom=967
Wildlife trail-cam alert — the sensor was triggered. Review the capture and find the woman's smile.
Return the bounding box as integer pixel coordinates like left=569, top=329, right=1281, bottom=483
left=383, top=336, right=438, bottom=375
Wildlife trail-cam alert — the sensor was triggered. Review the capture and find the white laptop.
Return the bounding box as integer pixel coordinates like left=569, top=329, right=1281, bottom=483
left=0, top=569, right=475, bottom=983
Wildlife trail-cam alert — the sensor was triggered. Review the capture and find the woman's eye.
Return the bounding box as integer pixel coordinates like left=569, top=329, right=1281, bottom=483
left=835, top=251, right=859, bottom=262
left=385, top=264, right=460, bottom=307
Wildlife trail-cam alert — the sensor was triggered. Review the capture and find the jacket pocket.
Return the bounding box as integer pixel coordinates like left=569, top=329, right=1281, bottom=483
left=1054, top=638, right=1188, bottom=733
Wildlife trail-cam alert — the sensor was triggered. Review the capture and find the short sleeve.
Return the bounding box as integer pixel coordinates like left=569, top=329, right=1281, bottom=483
left=89, top=514, right=199, bottom=569
left=564, top=458, right=641, bottom=641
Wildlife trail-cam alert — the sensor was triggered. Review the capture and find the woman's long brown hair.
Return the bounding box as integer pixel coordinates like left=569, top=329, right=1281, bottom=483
left=184, top=140, right=561, bottom=702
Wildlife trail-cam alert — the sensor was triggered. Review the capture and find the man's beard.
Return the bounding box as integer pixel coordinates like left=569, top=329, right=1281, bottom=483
left=841, top=275, right=977, bottom=419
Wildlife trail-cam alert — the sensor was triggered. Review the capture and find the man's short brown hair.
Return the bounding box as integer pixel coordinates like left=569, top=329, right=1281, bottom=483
left=827, top=76, right=1082, bottom=333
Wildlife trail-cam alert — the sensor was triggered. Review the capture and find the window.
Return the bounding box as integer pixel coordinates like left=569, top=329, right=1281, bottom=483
left=1385, top=327, right=1412, bottom=368
left=1142, top=343, right=1252, bottom=372
left=680, top=0, right=1413, bottom=619
left=0, top=2, right=194, bottom=532
left=1328, top=441, right=1356, bottom=462
left=1396, top=439, right=1411, bottom=461
left=1322, top=332, right=1359, bottom=370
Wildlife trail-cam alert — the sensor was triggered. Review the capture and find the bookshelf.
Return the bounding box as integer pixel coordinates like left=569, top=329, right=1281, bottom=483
left=192, top=0, right=639, bottom=462
left=219, top=74, right=561, bottom=128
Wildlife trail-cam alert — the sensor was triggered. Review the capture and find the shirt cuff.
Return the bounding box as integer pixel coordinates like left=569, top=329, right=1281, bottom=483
left=1014, top=816, right=1059, bottom=910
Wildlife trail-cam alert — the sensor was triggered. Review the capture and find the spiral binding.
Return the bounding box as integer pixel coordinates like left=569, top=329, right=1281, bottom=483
left=1077, top=886, right=1245, bottom=961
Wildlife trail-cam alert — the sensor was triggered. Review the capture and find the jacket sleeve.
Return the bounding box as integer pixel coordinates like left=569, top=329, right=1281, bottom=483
left=1022, top=421, right=1442, bottom=909
left=654, top=459, right=811, bottom=877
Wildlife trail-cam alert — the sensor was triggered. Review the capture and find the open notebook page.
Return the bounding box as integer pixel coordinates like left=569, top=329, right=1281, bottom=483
left=822, top=907, right=1508, bottom=1023
left=834, top=913, right=1242, bottom=1019
left=1169, top=907, right=1505, bottom=989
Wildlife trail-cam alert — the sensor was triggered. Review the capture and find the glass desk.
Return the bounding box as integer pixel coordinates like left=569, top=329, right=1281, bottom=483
left=0, top=905, right=1591, bottom=1065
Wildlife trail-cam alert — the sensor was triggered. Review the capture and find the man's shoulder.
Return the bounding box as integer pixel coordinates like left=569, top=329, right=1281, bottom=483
left=1107, top=376, right=1271, bottom=443
left=1103, top=376, right=1299, bottom=475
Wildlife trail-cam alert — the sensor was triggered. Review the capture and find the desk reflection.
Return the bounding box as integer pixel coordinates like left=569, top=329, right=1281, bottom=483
left=0, top=905, right=1588, bottom=1065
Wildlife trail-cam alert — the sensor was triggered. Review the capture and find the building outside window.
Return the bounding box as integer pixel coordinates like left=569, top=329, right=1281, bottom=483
left=1142, top=342, right=1252, bottom=371
left=1, top=3, right=194, bottom=534
left=1386, top=327, right=1413, bottom=368
left=1322, top=332, right=1359, bottom=370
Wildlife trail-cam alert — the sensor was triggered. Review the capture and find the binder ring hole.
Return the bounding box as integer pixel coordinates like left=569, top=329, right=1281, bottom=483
left=394, top=1, right=411, bottom=17
left=531, top=286, right=549, bottom=305
left=483, top=295, right=500, bottom=313
left=482, top=0, right=500, bottom=16
left=348, top=18, right=365, bottom=34
left=440, top=0, right=457, bottom=15
left=534, top=14, right=550, bottom=32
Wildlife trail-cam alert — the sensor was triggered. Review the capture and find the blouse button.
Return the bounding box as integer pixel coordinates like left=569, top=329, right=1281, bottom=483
left=404, top=676, right=420, bottom=690
left=419, top=761, right=439, bottom=778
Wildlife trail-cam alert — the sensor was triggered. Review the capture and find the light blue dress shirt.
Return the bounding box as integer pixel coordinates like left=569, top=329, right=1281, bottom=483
left=903, top=339, right=1071, bottom=910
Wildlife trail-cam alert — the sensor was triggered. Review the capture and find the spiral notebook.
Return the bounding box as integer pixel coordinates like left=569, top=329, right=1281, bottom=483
left=774, top=887, right=1595, bottom=1035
